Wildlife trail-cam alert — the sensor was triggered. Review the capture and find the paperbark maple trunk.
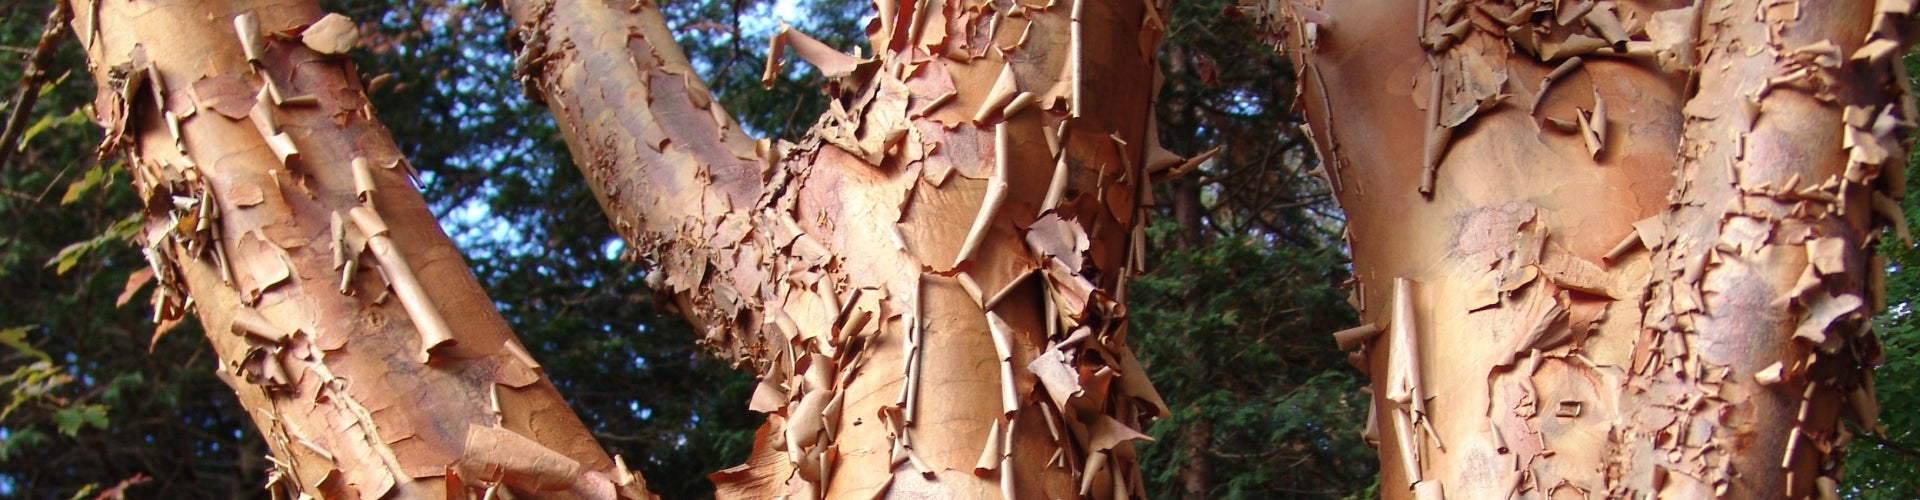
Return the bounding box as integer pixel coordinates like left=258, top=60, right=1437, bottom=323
left=1269, top=0, right=1906, bottom=498
left=503, top=0, right=1191, bottom=496
left=70, top=0, right=651, bottom=497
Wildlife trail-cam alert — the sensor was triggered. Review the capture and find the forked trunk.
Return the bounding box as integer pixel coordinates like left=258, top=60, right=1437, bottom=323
left=503, top=0, right=1191, bottom=495
left=69, top=0, right=649, bottom=496
left=1267, top=0, right=1906, bottom=498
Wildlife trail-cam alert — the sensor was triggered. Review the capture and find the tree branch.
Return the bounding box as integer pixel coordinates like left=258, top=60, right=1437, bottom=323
left=1855, top=428, right=1920, bottom=461
left=0, top=1, right=72, bottom=173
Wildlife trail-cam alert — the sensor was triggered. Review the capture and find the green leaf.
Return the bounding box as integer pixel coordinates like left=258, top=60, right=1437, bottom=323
left=46, top=238, right=100, bottom=275
left=100, top=373, right=145, bottom=406
left=18, top=108, right=87, bottom=150
left=0, top=426, right=47, bottom=461
left=0, top=325, right=49, bottom=362
left=105, top=211, right=142, bottom=241
left=52, top=404, right=108, bottom=436
left=60, top=164, right=112, bottom=206
left=40, top=214, right=135, bottom=276
left=17, top=113, right=59, bottom=151
left=65, top=484, right=99, bottom=500
left=4, top=361, right=72, bottom=421
left=35, top=70, right=69, bottom=99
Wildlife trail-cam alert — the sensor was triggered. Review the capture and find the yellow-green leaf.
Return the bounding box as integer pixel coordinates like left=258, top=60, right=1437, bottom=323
left=0, top=325, right=48, bottom=363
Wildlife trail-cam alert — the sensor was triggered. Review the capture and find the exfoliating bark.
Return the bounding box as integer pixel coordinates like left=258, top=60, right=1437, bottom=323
left=69, top=0, right=651, bottom=496
left=1262, top=0, right=1908, bottom=497
left=502, top=0, right=1201, bottom=495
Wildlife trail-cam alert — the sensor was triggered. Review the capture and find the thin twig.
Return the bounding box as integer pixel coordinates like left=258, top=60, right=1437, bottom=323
left=713, top=0, right=742, bottom=86
left=0, top=1, right=73, bottom=173
left=1854, top=429, right=1920, bottom=461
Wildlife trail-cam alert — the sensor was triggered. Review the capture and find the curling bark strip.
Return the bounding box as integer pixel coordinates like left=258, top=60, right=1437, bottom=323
left=68, top=0, right=649, bottom=496
left=1263, top=0, right=1908, bottom=498
left=503, top=0, right=1189, bottom=496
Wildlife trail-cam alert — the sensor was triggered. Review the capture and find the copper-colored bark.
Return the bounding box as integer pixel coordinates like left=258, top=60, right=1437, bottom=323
left=504, top=0, right=1183, bottom=495
left=1625, top=2, right=1898, bottom=496
left=69, top=0, right=649, bottom=497
left=1267, top=0, right=1907, bottom=498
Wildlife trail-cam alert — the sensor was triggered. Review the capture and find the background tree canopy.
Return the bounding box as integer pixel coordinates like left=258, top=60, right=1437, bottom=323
left=0, top=0, right=1913, bottom=497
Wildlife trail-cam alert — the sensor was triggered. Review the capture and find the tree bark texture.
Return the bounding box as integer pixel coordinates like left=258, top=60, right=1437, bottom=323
left=1267, top=0, right=1907, bottom=498
left=69, top=0, right=651, bottom=497
left=503, top=0, right=1199, bottom=496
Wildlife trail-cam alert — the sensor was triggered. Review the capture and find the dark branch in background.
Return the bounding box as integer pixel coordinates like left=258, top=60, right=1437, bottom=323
left=0, top=1, right=70, bottom=173
left=1855, top=425, right=1920, bottom=460
left=714, top=0, right=742, bottom=87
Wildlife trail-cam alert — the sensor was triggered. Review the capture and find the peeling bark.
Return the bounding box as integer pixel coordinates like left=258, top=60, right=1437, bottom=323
left=1263, top=0, right=1908, bottom=498
left=1623, top=2, right=1900, bottom=496
left=503, top=0, right=1183, bottom=496
left=69, top=0, right=650, bottom=497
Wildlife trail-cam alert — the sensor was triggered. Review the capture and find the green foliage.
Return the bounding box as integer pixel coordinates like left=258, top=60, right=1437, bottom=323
left=0, top=355, right=127, bottom=471
left=17, top=108, right=84, bottom=156
left=0, top=325, right=50, bottom=362
left=1, top=361, right=72, bottom=422
left=1838, top=51, right=1920, bottom=500
left=58, top=158, right=116, bottom=206
left=1846, top=202, right=1920, bottom=499
left=1125, top=0, right=1369, bottom=495
left=42, top=212, right=136, bottom=275
left=1, top=426, right=48, bottom=462
left=48, top=404, right=106, bottom=437
left=60, top=484, right=96, bottom=500
left=2, top=0, right=257, bottom=496
left=1132, top=228, right=1376, bottom=498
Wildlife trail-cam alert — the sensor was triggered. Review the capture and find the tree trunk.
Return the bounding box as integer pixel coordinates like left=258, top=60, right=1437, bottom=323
left=502, top=0, right=1193, bottom=496
left=1160, top=44, right=1210, bottom=251
left=1177, top=418, right=1212, bottom=500
left=1270, top=0, right=1906, bottom=498
left=68, top=0, right=651, bottom=497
